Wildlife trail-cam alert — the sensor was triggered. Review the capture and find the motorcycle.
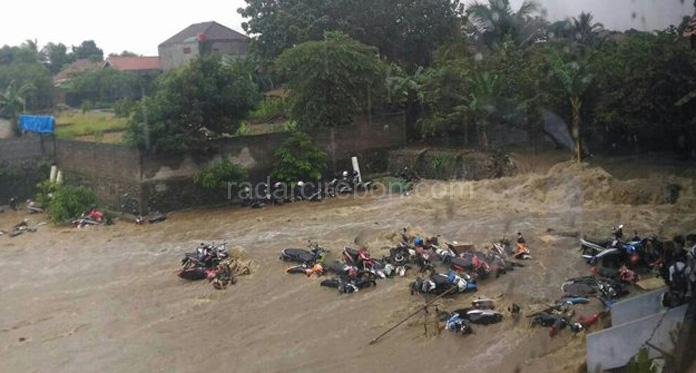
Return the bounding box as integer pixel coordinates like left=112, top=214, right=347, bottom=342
left=280, top=243, right=329, bottom=265
left=410, top=272, right=478, bottom=295
left=452, top=308, right=504, bottom=325
left=178, top=243, right=230, bottom=280
left=446, top=253, right=491, bottom=279
left=561, top=276, right=628, bottom=300
left=445, top=314, right=473, bottom=335
left=181, top=243, right=230, bottom=270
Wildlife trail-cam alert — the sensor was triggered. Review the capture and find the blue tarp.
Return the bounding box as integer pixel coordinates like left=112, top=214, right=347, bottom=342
left=19, top=115, right=55, bottom=134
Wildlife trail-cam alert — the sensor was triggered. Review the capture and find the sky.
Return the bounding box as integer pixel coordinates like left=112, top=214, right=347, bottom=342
left=0, top=0, right=694, bottom=56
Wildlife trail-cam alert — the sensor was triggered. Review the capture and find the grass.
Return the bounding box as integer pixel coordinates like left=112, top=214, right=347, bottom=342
left=55, top=110, right=128, bottom=141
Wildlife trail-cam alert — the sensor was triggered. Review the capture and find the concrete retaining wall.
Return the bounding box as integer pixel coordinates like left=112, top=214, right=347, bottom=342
left=1, top=114, right=406, bottom=212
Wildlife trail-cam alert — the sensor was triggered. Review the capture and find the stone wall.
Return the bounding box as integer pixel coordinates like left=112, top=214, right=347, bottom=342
left=0, top=136, right=54, bottom=202
left=387, top=148, right=516, bottom=181
left=54, top=139, right=143, bottom=211
left=139, top=117, right=406, bottom=212
left=0, top=115, right=406, bottom=212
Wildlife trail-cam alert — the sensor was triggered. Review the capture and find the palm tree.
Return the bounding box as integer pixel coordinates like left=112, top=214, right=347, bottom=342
left=467, top=0, right=542, bottom=49
left=570, top=12, right=604, bottom=45
left=0, top=81, right=35, bottom=131
left=548, top=52, right=593, bottom=162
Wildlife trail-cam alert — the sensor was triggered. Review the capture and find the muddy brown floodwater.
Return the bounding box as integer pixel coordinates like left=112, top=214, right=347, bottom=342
left=1, top=158, right=695, bottom=373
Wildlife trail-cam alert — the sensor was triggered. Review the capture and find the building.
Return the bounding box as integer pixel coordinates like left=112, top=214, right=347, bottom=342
left=53, top=59, right=101, bottom=87
left=103, top=56, right=161, bottom=74
left=158, top=21, right=249, bottom=71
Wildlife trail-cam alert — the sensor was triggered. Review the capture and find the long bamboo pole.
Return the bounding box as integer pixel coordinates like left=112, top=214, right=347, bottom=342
left=369, top=286, right=458, bottom=345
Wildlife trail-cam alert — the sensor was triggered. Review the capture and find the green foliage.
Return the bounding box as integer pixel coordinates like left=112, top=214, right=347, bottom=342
left=47, top=185, right=97, bottom=224
left=0, top=63, right=52, bottom=110
left=113, top=98, right=136, bottom=118
left=275, top=32, right=386, bottom=130
left=42, top=42, right=71, bottom=74
left=65, top=68, right=152, bottom=107
left=35, top=180, right=59, bottom=207
left=194, top=160, right=248, bottom=190
left=71, top=40, right=104, bottom=61
left=271, top=131, right=327, bottom=183
left=626, top=348, right=657, bottom=373
left=239, top=0, right=461, bottom=67
left=466, top=0, right=544, bottom=49
left=249, top=98, right=288, bottom=122
left=589, top=31, right=696, bottom=150
left=126, top=56, right=261, bottom=153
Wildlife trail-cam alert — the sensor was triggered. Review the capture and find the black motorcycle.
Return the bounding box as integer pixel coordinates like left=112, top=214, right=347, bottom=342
left=279, top=243, right=329, bottom=265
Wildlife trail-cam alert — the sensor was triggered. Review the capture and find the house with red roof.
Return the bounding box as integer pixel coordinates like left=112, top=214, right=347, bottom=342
left=103, top=56, right=161, bottom=74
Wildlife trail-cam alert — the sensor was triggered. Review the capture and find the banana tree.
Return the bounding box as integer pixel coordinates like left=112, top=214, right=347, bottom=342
left=548, top=52, right=593, bottom=162
left=466, top=72, right=504, bottom=149
left=0, top=81, right=35, bottom=132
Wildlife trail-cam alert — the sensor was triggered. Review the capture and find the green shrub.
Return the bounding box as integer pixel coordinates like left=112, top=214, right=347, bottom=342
left=194, top=160, right=248, bottom=190
left=80, top=100, right=94, bottom=114
left=249, top=98, right=288, bottom=122
left=271, top=131, right=327, bottom=183
left=35, top=180, right=59, bottom=207
left=113, top=98, right=136, bottom=118
left=47, top=185, right=97, bottom=224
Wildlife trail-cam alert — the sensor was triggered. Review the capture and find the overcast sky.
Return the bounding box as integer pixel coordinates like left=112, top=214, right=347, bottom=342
left=0, top=0, right=693, bottom=56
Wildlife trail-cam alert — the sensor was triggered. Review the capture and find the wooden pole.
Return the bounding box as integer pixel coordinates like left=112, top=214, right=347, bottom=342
left=369, top=286, right=457, bottom=345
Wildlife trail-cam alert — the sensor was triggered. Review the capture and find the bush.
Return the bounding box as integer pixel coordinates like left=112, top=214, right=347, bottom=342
left=35, top=180, right=59, bottom=207
left=80, top=100, right=94, bottom=114
left=194, top=160, right=248, bottom=190
left=249, top=98, right=288, bottom=122
left=47, top=185, right=97, bottom=224
left=271, top=131, right=327, bottom=183
left=113, top=97, right=136, bottom=118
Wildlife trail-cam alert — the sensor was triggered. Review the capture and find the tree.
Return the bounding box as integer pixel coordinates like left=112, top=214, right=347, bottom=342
left=239, top=0, right=461, bottom=67
left=72, top=40, right=104, bottom=61
left=274, top=32, right=386, bottom=130
left=466, top=72, right=505, bottom=148
left=271, top=131, right=328, bottom=183
left=42, top=42, right=72, bottom=74
left=466, top=0, right=543, bottom=49
left=570, top=12, right=604, bottom=46
left=548, top=51, right=593, bottom=162
left=126, top=56, right=261, bottom=153
left=0, top=80, right=35, bottom=131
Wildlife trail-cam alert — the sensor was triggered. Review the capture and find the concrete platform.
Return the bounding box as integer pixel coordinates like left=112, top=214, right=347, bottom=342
left=611, top=288, right=667, bottom=326
left=587, top=302, right=687, bottom=372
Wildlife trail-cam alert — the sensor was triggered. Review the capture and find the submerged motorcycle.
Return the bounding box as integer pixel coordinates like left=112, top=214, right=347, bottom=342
left=179, top=243, right=230, bottom=280
left=411, top=272, right=478, bottom=295
left=280, top=243, right=329, bottom=265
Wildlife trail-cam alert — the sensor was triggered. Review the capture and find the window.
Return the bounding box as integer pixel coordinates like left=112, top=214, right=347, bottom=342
left=183, top=47, right=191, bottom=54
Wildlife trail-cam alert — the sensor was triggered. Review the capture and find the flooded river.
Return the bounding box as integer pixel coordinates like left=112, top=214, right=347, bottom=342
left=1, top=158, right=695, bottom=372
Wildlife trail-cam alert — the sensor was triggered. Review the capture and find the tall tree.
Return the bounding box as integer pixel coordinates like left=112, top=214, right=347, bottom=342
left=42, top=42, right=72, bottom=74
left=126, top=56, right=261, bottom=153
left=72, top=40, right=104, bottom=61
left=239, top=0, right=460, bottom=67
left=466, top=0, right=542, bottom=49
left=548, top=51, right=593, bottom=162
left=570, top=12, right=604, bottom=45
left=0, top=80, right=35, bottom=130
left=274, top=31, right=386, bottom=130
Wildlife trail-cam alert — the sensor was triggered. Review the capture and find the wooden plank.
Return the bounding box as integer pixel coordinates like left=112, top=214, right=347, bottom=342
left=636, top=277, right=666, bottom=291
